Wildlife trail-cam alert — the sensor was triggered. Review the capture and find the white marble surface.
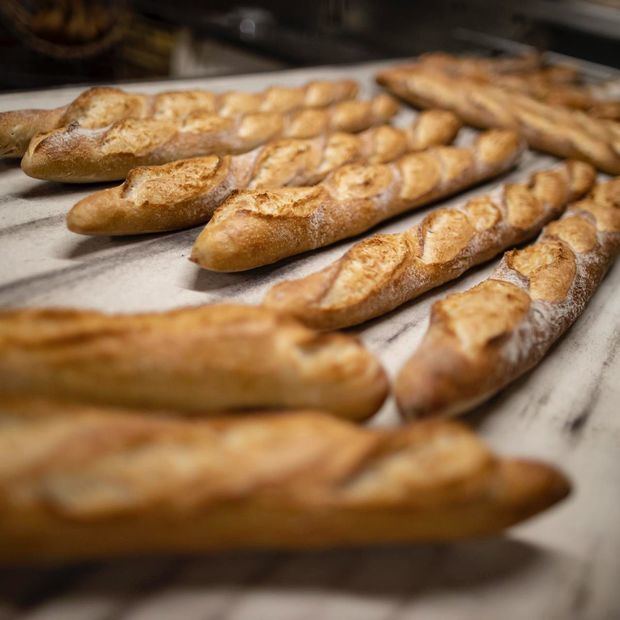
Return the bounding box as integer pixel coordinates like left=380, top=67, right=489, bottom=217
left=0, top=60, right=619, bottom=620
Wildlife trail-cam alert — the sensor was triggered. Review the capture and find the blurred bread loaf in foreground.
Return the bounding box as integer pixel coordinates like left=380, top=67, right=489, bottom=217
left=0, top=395, right=570, bottom=562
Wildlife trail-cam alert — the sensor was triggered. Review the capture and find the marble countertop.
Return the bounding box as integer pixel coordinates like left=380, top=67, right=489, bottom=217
left=0, top=59, right=618, bottom=620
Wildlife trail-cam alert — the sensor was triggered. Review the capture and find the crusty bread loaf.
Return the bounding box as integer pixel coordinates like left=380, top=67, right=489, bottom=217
left=395, top=177, right=620, bottom=420
left=414, top=52, right=620, bottom=121
left=415, top=52, right=578, bottom=84
left=20, top=95, right=398, bottom=183
left=264, top=160, right=596, bottom=330
left=411, top=51, right=550, bottom=80
left=67, top=110, right=461, bottom=236
left=0, top=304, right=388, bottom=421
left=191, top=129, right=525, bottom=272
left=0, top=80, right=359, bottom=159
left=377, top=66, right=620, bottom=174
left=416, top=52, right=620, bottom=121
left=0, top=395, right=570, bottom=562
left=527, top=82, right=620, bottom=121
left=465, top=73, right=620, bottom=120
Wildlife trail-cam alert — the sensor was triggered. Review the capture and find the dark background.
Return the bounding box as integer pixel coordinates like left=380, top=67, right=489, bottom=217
left=0, top=0, right=618, bottom=91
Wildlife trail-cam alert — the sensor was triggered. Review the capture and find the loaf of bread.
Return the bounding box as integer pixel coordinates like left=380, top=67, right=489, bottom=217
left=0, top=395, right=570, bottom=561
left=395, top=177, right=620, bottom=420
left=416, top=52, right=620, bottom=121
left=191, top=129, right=524, bottom=272
left=413, top=51, right=550, bottom=80
left=67, top=110, right=461, bottom=236
left=0, top=80, right=359, bottom=159
left=377, top=66, right=620, bottom=174
left=20, top=94, right=398, bottom=183
left=0, top=304, right=388, bottom=421
left=264, top=160, right=596, bottom=330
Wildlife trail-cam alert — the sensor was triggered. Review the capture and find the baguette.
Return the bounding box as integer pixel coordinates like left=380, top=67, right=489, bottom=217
left=0, top=395, right=570, bottom=562
left=395, top=177, right=620, bottom=420
left=191, top=129, right=525, bottom=272
left=0, top=80, right=359, bottom=159
left=407, top=51, right=548, bottom=80
left=264, top=160, right=596, bottom=330
left=431, top=56, right=619, bottom=121
left=415, top=52, right=620, bottom=121
left=0, top=304, right=388, bottom=421
left=67, top=110, right=461, bottom=236
left=20, top=95, right=398, bottom=183
left=377, top=66, right=620, bottom=174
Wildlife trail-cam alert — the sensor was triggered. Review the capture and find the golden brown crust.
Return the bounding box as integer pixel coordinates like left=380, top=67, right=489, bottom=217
left=191, top=129, right=525, bottom=272
left=66, top=110, right=461, bottom=236
left=0, top=395, right=570, bottom=561
left=0, top=81, right=359, bottom=159
left=507, top=240, right=576, bottom=302
left=20, top=95, right=398, bottom=183
left=545, top=215, right=598, bottom=253
left=0, top=304, right=388, bottom=421
left=263, top=161, right=595, bottom=330
left=377, top=66, right=620, bottom=174
left=433, top=280, right=532, bottom=356
left=395, top=177, right=620, bottom=419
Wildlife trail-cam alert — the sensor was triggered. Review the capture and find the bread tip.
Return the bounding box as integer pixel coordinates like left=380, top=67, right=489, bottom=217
left=66, top=201, right=94, bottom=235
left=499, top=458, right=571, bottom=522
left=394, top=367, right=453, bottom=421
left=66, top=189, right=118, bottom=235
left=189, top=240, right=231, bottom=272
left=188, top=247, right=202, bottom=266
left=20, top=151, right=40, bottom=179
left=190, top=227, right=251, bottom=272
left=20, top=133, right=54, bottom=180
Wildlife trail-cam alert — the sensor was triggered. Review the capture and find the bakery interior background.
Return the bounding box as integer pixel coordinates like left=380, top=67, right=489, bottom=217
left=0, top=0, right=617, bottom=92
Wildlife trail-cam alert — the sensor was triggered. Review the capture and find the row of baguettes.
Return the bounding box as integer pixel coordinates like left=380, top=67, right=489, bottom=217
left=5, top=55, right=618, bottom=183
left=191, top=129, right=525, bottom=271
left=0, top=395, right=570, bottom=562
left=0, top=66, right=615, bottom=562
left=2, top=175, right=616, bottom=560
left=2, top=71, right=616, bottom=422
left=395, top=177, right=620, bottom=419
left=367, top=56, right=618, bottom=416
left=0, top=80, right=359, bottom=158
left=20, top=94, right=399, bottom=183
left=2, top=178, right=616, bottom=425
left=263, top=160, right=597, bottom=329
left=262, top=175, right=618, bottom=418
left=67, top=110, right=462, bottom=236
left=377, top=63, right=620, bottom=175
